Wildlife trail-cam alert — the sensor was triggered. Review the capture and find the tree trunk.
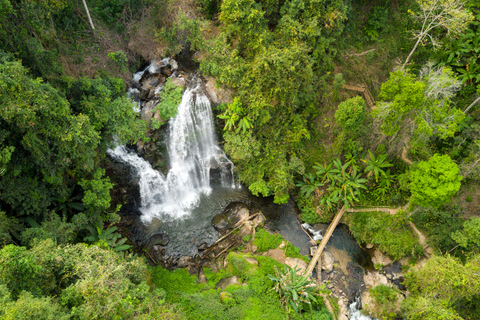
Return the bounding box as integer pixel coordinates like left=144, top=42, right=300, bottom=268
left=464, top=96, right=480, bottom=114
left=304, top=206, right=345, bottom=276
left=82, top=0, right=95, bottom=30
left=402, top=36, right=422, bottom=69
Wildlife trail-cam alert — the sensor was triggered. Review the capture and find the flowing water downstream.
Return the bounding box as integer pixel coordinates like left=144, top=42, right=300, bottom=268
left=109, top=66, right=374, bottom=319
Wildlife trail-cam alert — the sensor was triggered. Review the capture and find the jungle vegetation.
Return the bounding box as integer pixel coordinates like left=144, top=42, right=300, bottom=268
left=0, top=0, right=480, bottom=319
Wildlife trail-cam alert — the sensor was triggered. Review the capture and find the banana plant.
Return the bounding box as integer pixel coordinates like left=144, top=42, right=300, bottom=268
left=84, top=222, right=130, bottom=252
left=295, top=173, right=323, bottom=198
left=269, top=265, right=319, bottom=313
left=313, top=162, right=335, bottom=184
left=362, top=150, right=392, bottom=182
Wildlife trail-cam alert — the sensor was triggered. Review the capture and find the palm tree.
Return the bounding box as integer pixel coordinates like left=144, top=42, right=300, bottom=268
left=363, top=150, right=393, bottom=182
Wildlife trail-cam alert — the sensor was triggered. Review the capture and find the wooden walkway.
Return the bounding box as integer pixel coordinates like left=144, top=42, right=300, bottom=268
left=343, top=84, right=376, bottom=110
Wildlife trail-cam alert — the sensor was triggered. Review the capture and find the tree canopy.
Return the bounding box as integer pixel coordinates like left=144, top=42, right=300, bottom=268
left=409, top=154, right=462, bottom=208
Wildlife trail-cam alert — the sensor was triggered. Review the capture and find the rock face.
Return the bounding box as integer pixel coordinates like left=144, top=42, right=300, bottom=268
left=371, top=249, right=393, bottom=267
left=253, top=212, right=266, bottom=228
left=204, top=76, right=232, bottom=105
left=212, top=202, right=250, bottom=231
left=321, top=251, right=335, bottom=273
left=263, top=248, right=285, bottom=264
left=285, top=257, right=308, bottom=274
left=216, top=276, right=241, bottom=290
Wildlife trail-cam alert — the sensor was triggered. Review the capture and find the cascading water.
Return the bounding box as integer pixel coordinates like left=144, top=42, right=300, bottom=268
left=108, top=77, right=235, bottom=224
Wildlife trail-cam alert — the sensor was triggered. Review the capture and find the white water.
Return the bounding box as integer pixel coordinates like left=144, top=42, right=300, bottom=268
left=108, top=79, right=235, bottom=223
left=301, top=223, right=323, bottom=241
left=349, top=296, right=377, bottom=320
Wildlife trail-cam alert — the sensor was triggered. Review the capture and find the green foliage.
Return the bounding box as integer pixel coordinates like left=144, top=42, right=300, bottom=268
left=451, top=217, right=480, bottom=251
left=0, top=287, right=70, bottom=320
left=0, top=239, right=179, bottom=319
left=83, top=221, right=130, bottom=252
left=202, top=0, right=348, bottom=203
left=402, top=254, right=480, bottom=319
left=157, top=78, right=184, bottom=121
left=269, top=265, right=320, bottom=312
left=20, top=211, right=88, bottom=246
left=253, top=229, right=283, bottom=252
left=335, top=96, right=366, bottom=133
left=349, top=211, right=423, bottom=260
left=367, top=285, right=401, bottom=320
left=0, top=211, right=21, bottom=245
left=363, top=150, right=393, bottom=182
left=374, top=67, right=465, bottom=149
left=411, top=207, right=463, bottom=254
left=409, top=154, right=462, bottom=208
left=107, top=50, right=128, bottom=72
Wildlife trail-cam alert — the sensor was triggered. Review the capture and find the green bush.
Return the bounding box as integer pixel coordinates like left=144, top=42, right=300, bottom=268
left=157, top=78, right=184, bottom=121
left=349, top=211, right=422, bottom=260
left=334, top=96, right=366, bottom=133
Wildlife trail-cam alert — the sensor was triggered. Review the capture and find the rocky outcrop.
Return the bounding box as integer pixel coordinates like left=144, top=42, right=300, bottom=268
left=216, top=276, right=241, bottom=290
left=285, top=257, right=308, bottom=274
left=321, top=251, right=335, bottom=273
left=212, top=202, right=250, bottom=231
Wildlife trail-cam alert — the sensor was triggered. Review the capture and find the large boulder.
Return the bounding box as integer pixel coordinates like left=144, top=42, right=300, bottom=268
left=321, top=251, right=335, bottom=273
left=263, top=248, right=285, bottom=264
left=216, top=276, right=241, bottom=290
left=149, top=232, right=169, bottom=246
left=371, top=249, right=393, bottom=267
left=285, top=257, right=308, bottom=275
left=212, top=202, right=250, bottom=231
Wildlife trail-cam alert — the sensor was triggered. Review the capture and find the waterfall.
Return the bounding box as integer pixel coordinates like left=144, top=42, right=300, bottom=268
left=108, top=78, right=235, bottom=223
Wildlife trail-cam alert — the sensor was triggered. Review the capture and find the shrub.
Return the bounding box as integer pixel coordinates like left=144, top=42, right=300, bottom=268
left=157, top=78, right=184, bottom=121
left=348, top=211, right=422, bottom=260
left=334, top=96, right=366, bottom=133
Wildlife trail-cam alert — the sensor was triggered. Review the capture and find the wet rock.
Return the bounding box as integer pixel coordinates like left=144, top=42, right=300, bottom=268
left=285, top=257, right=308, bottom=274
left=150, top=232, right=169, bottom=246
left=197, top=243, right=208, bottom=251
left=253, top=212, right=266, bottom=228
left=238, top=221, right=254, bottom=237
left=177, top=256, right=192, bottom=268
left=363, top=271, right=389, bottom=288
left=170, top=75, right=185, bottom=88
left=170, top=59, right=178, bottom=70
left=204, top=76, right=232, bottom=105
left=371, top=249, right=393, bottom=267
left=212, top=202, right=250, bottom=231
left=263, top=248, right=285, bottom=264
left=216, top=276, right=241, bottom=290
left=321, top=251, right=335, bottom=273
left=212, top=214, right=229, bottom=231
left=140, top=100, right=158, bottom=124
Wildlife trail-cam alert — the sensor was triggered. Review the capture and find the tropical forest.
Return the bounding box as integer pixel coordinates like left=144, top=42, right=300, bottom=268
left=0, top=0, right=479, bottom=319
